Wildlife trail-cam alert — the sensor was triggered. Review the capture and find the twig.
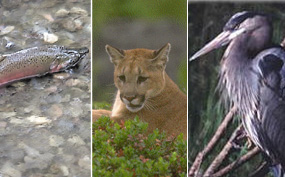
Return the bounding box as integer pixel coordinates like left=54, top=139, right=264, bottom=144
left=213, top=146, right=260, bottom=177
left=249, top=161, right=270, bottom=177
left=189, top=106, right=237, bottom=177
left=203, top=124, right=242, bottom=177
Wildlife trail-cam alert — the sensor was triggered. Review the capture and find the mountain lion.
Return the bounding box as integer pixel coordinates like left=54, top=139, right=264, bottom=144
left=93, top=43, right=186, bottom=139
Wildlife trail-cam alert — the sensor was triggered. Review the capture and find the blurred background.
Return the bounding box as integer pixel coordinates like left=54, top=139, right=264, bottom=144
left=92, top=0, right=187, bottom=107
left=189, top=3, right=285, bottom=176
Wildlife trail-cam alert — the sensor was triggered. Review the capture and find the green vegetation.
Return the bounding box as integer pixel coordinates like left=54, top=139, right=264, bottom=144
left=93, top=116, right=187, bottom=177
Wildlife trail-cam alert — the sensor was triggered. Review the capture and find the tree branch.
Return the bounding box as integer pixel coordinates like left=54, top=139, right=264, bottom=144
left=213, top=147, right=260, bottom=177
left=189, top=106, right=237, bottom=177
left=203, top=124, right=242, bottom=176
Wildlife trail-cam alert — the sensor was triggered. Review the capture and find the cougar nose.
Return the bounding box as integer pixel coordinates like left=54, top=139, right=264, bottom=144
left=124, top=95, right=136, bottom=102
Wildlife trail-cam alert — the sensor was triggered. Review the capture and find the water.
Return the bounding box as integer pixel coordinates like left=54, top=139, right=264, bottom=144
left=0, top=0, right=91, bottom=176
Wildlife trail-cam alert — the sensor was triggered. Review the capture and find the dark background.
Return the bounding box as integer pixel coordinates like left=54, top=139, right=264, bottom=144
left=188, top=2, right=285, bottom=176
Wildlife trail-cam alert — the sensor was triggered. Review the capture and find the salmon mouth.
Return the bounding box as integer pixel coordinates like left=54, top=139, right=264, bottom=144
left=66, top=47, right=89, bottom=67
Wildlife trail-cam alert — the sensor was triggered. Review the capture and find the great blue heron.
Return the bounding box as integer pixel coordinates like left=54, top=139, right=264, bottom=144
left=190, top=11, right=285, bottom=175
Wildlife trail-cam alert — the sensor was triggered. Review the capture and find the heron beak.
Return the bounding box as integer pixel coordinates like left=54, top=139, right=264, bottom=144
left=190, top=28, right=246, bottom=61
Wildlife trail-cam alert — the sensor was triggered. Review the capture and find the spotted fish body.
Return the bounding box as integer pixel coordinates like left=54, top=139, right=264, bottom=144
left=0, top=45, right=89, bottom=87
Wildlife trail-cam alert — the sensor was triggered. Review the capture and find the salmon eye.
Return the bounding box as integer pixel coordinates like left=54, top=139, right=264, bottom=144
left=137, top=76, right=148, bottom=84
left=118, top=75, right=126, bottom=82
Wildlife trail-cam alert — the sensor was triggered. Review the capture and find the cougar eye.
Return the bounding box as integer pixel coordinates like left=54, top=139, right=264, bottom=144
left=118, top=75, right=126, bottom=82
left=138, top=76, right=148, bottom=84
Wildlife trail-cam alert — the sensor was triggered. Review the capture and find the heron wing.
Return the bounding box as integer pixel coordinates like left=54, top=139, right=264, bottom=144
left=255, top=48, right=285, bottom=167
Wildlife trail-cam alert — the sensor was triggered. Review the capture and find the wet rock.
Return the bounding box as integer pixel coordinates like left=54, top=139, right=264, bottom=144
left=46, top=93, right=62, bottom=104
left=67, top=134, right=85, bottom=145
left=69, top=106, right=83, bottom=118
left=1, top=162, right=22, bottom=177
left=43, top=32, right=58, bottom=43
left=61, top=94, right=71, bottom=102
left=60, top=165, right=69, bottom=176
left=45, top=86, right=58, bottom=93
left=41, top=13, right=54, bottom=22
left=0, top=112, right=16, bottom=119
left=10, top=118, right=25, bottom=125
left=70, top=7, right=88, bottom=16
left=38, top=0, right=58, bottom=8
left=27, top=115, right=52, bottom=125
left=78, top=155, right=90, bottom=170
left=62, top=17, right=83, bottom=32
left=24, top=105, right=38, bottom=113
left=56, top=119, right=75, bottom=132
left=0, top=121, right=7, bottom=128
left=8, top=149, right=25, bottom=163
left=49, top=135, right=64, bottom=147
left=1, top=0, right=22, bottom=9
left=0, top=26, right=15, bottom=36
left=49, top=164, right=61, bottom=174
left=65, top=78, right=81, bottom=87
left=11, top=81, right=26, bottom=88
left=49, top=164, right=69, bottom=176
left=18, top=143, right=40, bottom=157
left=24, top=153, right=54, bottom=170
left=53, top=73, right=71, bottom=80
left=47, top=104, right=63, bottom=118
left=55, top=9, right=70, bottom=17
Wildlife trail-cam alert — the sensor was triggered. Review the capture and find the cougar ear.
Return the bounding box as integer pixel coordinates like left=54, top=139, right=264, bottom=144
left=151, top=43, right=171, bottom=69
left=105, top=45, right=125, bottom=65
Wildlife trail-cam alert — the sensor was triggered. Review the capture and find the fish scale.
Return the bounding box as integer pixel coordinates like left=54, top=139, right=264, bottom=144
left=0, top=45, right=89, bottom=87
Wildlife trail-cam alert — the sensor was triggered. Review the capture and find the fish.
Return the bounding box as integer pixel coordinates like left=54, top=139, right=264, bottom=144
left=0, top=45, right=89, bottom=87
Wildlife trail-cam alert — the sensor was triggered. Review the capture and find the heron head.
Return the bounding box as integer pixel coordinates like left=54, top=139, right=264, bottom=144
left=190, top=11, right=272, bottom=61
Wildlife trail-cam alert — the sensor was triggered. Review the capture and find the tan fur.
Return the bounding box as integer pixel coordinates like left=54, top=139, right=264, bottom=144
left=93, top=43, right=187, bottom=139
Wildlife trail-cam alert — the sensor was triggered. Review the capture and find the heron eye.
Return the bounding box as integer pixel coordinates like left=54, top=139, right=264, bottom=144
left=118, top=75, right=126, bottom=82
left=137, top=76, right=148, bottom=84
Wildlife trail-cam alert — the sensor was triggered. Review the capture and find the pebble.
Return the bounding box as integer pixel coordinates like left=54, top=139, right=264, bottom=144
left=1, top=0, right=22, bottom=9
left=53, top=73, right=71, bottom=80
left=67, top=134, right=85, bottom=145
left=11, top=81, right=26, bottom=88
left=24, top=105, right=37, bottom=113
left=24, top=152, right=54, bottom=170
left=61, top=94, right=71, bottom=102
left=18, top=143, right=40, bottom=157
left=10, top=118, right=25, bottom=125
left=43, top=32, right=58, bottom=43
left=0, top=26, right=15, bottom=36
left=49, top=135, right=64, bottom=147
left=62, top=18, right=79, bottom=32
left=69, top=106, right=83, bottom=118
left=1, top=162, right=22, bottom=177
left=55, top=9, right=70, bottom=17
left=60, top=165, right=69, bottom=176
left=47, top=104, right=63, bottom=118
left=78, top=155, right=90, bottom=170
left=0, top=112, right=16, bottom=119
left=70, top=7, right=88, bottom=16
left=65, top=78, right=81, bottom=87
left=45, top=86, right=58, bottom=93
left=0, top=121, right=7, bottom=128
left=27, top=115, right=51, bottom=125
